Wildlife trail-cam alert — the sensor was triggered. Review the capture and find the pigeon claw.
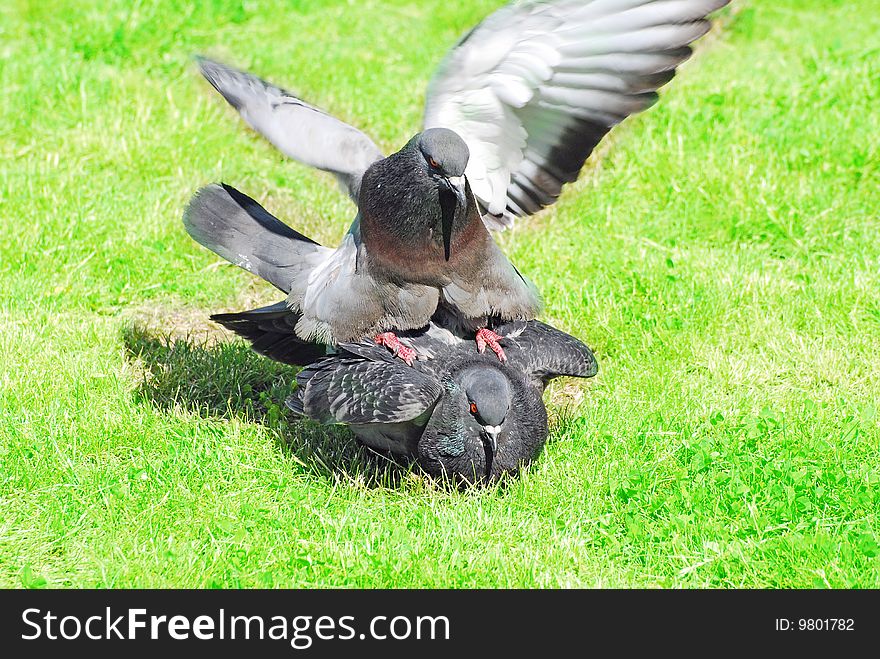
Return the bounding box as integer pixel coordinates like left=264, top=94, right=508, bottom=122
left=375, top=332, right=416, bottom=366
left=475, top=328, right=507, bottom=363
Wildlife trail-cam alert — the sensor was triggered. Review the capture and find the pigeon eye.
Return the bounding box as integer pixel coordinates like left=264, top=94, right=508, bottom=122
left=428, top=157, right=440, bottom=169
left=469, top=402, right=478, bottom=415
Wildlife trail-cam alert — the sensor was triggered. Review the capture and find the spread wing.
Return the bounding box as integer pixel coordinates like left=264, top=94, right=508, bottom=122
left=197, top=57, right=384, bottom=201
left=423, top=0, right=729, bottom=229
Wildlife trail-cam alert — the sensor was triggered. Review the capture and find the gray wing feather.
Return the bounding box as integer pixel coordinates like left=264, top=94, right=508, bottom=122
left=501, top=321, right=598, bottom=387
left=424, top=0, right=729, bottom=229
left=294, top=357, right=443, bottom=425
left=197, top=57, right=384, bottom=200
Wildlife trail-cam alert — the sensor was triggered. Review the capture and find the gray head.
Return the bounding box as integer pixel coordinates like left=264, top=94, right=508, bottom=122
left=358, top=127, right=473, bottom=262
left=417, top=128, right=470, bottom=179
left=459, top=366, right=510, bottom=453
left=435, top=365, right=513, bottom=477
left=417, top=362, right=546, bottom=486
left=415, top=128, right=471, bottom=260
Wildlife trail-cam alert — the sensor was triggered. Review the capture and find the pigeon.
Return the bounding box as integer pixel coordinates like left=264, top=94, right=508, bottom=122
left=192, top=0, right=729, bottom=359
left=184, top=180, right=537, bottom=365
left=287, top=319, right=598, bottom=485
left=182, top=183, right=598, bottom=482
left=194, top=70, right=539, bottom=363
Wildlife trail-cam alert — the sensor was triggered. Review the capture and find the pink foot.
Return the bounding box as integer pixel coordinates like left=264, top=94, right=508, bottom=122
left=475, top=328, right=507, bottom=362
left=375, top=332, right=416, bottom=366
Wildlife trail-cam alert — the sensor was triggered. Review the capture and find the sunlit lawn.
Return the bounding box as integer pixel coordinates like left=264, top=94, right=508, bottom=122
left=1, top=0, right=878, bottom=587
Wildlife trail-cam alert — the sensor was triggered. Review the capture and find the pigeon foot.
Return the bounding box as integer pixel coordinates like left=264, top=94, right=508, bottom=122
left=475, top=328, right=507, bottom=362
left=375, top=332, right=416, bottom=366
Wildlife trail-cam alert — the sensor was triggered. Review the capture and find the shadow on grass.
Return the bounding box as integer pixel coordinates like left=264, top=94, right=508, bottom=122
left=122, top=323, right=415, bottom=488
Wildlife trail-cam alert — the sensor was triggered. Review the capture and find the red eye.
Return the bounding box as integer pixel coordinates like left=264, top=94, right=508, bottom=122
left=428, top=157, right=440, bottom=169
left=469, top=402, right=478, bottom=415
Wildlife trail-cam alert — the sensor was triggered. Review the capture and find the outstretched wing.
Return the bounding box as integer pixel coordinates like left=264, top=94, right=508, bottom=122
left=197, top=57, right=384, bottom=200
left=424, top=0, right=729, bottom=229
left=501, top=321, right=598, bottom=388
left=291, top=351, right=443, bottom=425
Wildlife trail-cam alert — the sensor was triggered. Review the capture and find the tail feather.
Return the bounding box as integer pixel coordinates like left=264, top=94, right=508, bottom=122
left=211, top=301, right=326, bottom=366
left=285, top=392, right=306, bottom=416
left=183, top=183, right=327, bottom=293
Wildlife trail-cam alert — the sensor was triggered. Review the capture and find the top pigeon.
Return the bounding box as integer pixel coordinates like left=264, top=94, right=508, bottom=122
left=197, top=0, right=730, bottom=229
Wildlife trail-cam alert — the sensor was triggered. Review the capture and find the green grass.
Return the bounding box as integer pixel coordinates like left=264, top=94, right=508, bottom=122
left=2, top=0, right=879, bottom=588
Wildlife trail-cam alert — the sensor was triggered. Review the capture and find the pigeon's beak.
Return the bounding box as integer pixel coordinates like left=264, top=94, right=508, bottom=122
left=438, top=176, right=467, bottom=262
left=445, top=175, right=468, bottom=208
left=482, top=425, right=501, bottom=454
